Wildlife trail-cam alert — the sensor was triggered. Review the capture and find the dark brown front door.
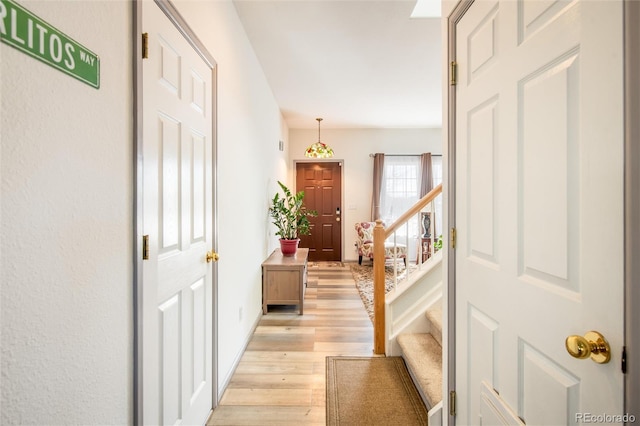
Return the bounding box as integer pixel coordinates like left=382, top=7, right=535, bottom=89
left=296, top=162, right=342, bottom=262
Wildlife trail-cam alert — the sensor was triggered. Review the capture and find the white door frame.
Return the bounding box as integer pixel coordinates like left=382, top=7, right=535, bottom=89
left=133, top=0, right=219, bottom=422
left=444, top=0, right=635, bottom=423
left=624, top=0, right=639, bottom=418
left=445, top=3, right=473, bottom=423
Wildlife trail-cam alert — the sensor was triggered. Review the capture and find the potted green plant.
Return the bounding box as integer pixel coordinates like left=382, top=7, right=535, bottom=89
left=434, top=234, right=443, bottom=251
left=269, top=181, right=317, bottom=256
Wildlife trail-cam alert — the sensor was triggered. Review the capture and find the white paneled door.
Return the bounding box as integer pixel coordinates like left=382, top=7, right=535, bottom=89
left=454, top=0, right=624, bottom=424
left=142, top=1, right=214, bottom=424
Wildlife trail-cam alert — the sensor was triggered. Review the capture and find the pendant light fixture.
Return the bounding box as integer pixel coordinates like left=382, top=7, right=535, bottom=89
left=304, top=118, right=334, bottom=158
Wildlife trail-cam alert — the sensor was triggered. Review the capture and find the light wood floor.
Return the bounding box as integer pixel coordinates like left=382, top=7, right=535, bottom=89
left=207, top=262, right=376, bottom=425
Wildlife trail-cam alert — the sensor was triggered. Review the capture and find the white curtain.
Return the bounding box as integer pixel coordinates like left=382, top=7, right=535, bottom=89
left=431, top=155, right=443, bottom=238
left=379, top=155, right=421, bottom=237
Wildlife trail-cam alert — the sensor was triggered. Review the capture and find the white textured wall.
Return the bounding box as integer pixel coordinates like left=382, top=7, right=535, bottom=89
left=289, top=128, right=442, bottom=262
left=171, top=0, right=289, bottom=392
left=1, top=1, right=132, bottom=424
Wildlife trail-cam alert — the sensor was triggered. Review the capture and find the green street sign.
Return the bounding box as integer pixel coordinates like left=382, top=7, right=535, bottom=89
left=0, top=0, right=100, bottom=88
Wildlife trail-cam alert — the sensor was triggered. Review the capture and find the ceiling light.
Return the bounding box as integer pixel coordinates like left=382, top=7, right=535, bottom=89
left=305, top=118, right=334, bottom=159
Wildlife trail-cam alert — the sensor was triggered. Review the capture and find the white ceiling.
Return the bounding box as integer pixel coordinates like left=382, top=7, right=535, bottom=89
left=232, top=0, right=443, bottom=129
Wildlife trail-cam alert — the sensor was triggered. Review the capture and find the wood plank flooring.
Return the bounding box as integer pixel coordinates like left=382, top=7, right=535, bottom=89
left=207, top=262, right=376, bottom=425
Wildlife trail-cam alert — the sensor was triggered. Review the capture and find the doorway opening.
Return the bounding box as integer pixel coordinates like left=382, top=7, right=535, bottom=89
left=295, top=161, right=343, bottom=262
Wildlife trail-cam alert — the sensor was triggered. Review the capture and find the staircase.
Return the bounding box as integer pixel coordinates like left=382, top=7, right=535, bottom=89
left=371, top=184, right=444, bottom=423
left=397, top=299, right=443, bottom=424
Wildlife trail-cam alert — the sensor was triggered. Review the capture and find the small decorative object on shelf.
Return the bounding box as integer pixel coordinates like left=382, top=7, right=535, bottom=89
left=422, top=212, right=432, bottom=238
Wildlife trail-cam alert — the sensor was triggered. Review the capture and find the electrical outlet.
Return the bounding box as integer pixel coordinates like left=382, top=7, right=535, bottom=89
left=239, top=307, right=243, bottom=322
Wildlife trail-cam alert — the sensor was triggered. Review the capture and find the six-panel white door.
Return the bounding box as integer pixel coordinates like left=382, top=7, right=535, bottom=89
left=142, top=1, right=214, bottom=424
left=454, top=0, right=625, bottom=423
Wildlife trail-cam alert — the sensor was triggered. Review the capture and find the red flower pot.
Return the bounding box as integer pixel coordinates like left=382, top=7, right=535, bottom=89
left=280, top=238, right=300, bottom=256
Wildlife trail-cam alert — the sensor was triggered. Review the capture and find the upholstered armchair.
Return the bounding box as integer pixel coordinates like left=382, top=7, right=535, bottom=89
left=354, top=222, right=407, bottom=265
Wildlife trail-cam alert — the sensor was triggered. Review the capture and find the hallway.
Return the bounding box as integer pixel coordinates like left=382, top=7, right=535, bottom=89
left=207, top=262, right=375, bottom=425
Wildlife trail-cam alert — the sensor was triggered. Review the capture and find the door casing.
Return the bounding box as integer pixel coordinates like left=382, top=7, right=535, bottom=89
left=624, top=0, right=640, bottom=417
left=294, top=160, right=344, bottom=262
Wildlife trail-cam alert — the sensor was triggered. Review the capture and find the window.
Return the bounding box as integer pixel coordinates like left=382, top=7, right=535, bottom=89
left=380, top=156, right=421, bottom=237
left=432, top=155, right=442, bottom=187
left=431, top=155, right=443, bottom=238
left=379, top=155, right=443, bottom=239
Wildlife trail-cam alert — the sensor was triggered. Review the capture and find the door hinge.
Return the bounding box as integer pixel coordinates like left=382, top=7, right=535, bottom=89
left=142, top=32, right=149, bottom=59
left=450, top=61, right=458, bottom=86
left=450, top=390, right=457, bottom=416
left=450, top=227, right=457, bottom=249
left=622, top=346, right=627, bottom=374
left=143, top=235, right=150, bottom=260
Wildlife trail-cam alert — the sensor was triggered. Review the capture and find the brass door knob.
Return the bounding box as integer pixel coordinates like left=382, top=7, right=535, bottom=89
left=206, top=251, right=219, bottom=263
left=565, top=331, right=611, bottom=364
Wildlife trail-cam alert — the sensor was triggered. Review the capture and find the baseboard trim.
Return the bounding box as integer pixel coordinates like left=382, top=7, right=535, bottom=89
left=216, top=308, right=262, bottom=403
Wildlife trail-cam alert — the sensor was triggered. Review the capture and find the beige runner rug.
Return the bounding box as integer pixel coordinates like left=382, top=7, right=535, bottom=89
left=326, top=356, right=428, bottom=425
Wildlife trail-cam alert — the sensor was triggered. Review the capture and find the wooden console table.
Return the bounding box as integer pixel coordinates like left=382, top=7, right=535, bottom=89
left=261, top=248, right=309, bottom=315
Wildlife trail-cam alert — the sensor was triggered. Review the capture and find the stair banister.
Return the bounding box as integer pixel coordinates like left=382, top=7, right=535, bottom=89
left=373, top=220, right=386, bottom=354
left=383, top=184, right=443, bottom=238
left=372, top=183, right=443, bottom=354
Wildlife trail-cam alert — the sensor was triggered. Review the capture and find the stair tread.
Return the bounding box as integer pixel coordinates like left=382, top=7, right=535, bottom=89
left=397, top=333, right=442, bottom=409
left=425, top=299, right=442, bottom=346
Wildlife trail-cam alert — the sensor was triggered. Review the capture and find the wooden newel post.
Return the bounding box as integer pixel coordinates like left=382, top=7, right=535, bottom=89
left=373, top=219, right=386, bottom=355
